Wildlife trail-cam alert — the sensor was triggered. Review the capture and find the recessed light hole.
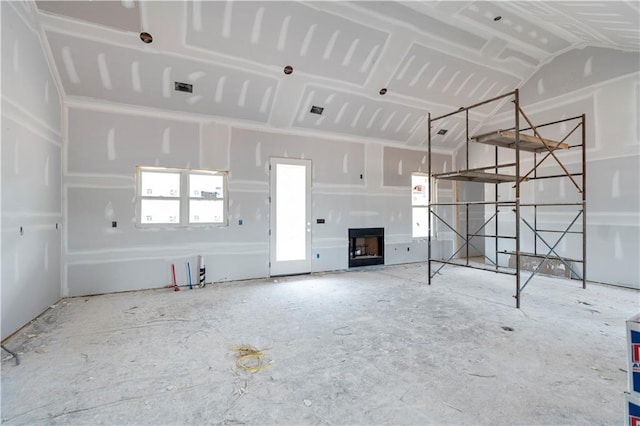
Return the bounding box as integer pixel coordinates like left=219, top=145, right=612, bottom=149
left=140, top=32, right=153, bottom=44
left=379, top=88, right=388, bottom=95
left=310, top=105, right=324, bottom=115
left=494, top=16, right=502, bottom=22
left=284, top=65, right=293, bottom=75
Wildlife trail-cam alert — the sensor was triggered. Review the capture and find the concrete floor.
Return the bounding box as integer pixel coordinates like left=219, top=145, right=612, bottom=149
left=1, top=263, right=638, bottom=425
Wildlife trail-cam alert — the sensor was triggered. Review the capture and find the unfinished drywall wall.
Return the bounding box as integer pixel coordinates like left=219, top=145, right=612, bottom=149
left=63, top=101, right=449, bottom=296
left=1, top=2, right=62, bottom=339
left=62, top=104, right=259, bottom=296
left=382, top=146, right=455, bottom=260
left=469, top=47, right=639, bottom=289
left=450, top=152, right=486, bottom=259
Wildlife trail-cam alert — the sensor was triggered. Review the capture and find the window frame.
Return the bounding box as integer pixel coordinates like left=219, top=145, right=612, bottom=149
left=135, top=166, right=228, bottom=228
left=411, top=172, right=435, bottom=238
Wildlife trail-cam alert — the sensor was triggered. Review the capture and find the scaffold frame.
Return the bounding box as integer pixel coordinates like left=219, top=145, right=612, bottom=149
left=427, top=89, right=586, bottom=308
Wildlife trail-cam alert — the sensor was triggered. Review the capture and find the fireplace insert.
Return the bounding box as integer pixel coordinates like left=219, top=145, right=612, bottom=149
left=348, top=228, right=384, bottom=268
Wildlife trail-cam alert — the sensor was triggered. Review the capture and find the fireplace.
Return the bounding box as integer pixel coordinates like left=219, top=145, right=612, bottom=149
left=349, top=228, right=384, bottom=268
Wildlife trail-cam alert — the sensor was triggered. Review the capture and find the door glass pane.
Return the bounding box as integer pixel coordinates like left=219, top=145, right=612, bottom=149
left=141, top=171, right=180, bottom=197
left=276, top=164, right=306, bottom=261
left=140, top=199, right=180, bottom=224
left=412, top=207, right=429, bottom=237
left=412, top=174, right=429, bottom=206
left=189, top=174, right=224, bottom=199
left=190, top=200, right=224, bottom=223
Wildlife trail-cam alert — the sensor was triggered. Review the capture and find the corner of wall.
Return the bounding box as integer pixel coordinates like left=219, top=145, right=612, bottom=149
left=1, top=1, right=64, bottom=339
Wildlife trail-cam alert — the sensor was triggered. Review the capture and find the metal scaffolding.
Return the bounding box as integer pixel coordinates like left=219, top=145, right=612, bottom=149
left=427, top=89, right=586, bottom=308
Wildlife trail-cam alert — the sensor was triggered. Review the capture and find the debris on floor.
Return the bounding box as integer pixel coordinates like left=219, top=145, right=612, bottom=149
left=1, top=345, right=20, bottom=366
left=231, top=344, right=273, bottom=373
left=468, top=373, right=496, bottom=378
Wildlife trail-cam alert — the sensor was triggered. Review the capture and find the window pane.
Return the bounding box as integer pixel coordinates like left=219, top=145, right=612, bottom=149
left=412, top=207, right=430, bottom=237
left=189, top=200, right=224, bottom=223
left=140, top=199, right=180, bottom=224
left=412, top=174, right=429, bottom=206
left=141, top=171, right=180, bottom=197
left=189, top=174, right=224, bottom=199
left=276, top=164, right=306, bottom=261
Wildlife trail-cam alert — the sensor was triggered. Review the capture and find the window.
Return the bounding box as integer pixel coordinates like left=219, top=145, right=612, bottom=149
left=136, top=166, right=227, bottom=227
left=412, top=173, right=432, bottom=237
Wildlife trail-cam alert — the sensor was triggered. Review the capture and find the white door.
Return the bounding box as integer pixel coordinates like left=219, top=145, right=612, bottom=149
left=270, top=158, right=312, bottom=276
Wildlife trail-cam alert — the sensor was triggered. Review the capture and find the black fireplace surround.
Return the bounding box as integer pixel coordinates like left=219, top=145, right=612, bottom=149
left=349, top=227, right=384, bottom=268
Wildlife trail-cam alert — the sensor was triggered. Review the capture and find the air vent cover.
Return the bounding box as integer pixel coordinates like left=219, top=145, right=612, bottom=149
left=310, top=105, right=324, bottom=115
left=437, top=129, right=448, bottom=135
left=174, top=82, right=193, bottom=93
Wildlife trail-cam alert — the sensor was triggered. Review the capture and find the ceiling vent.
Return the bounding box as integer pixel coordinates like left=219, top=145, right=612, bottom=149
left=310, top=105, right=324, bottom=115
left=437, top=129, right=448, bottom=135
left=174, top=82, right=193, bottom=93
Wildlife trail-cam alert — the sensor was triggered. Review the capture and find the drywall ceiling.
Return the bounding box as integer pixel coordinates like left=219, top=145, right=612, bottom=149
left=34, top=1, right=640, bottom=149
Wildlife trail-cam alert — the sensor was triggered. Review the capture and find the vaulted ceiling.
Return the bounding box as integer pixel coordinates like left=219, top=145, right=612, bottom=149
left=34, top=1, right=640, bottom=149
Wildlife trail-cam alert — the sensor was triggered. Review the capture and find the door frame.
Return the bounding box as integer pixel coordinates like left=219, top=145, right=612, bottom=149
left=269, top=157, right=312, bottom=276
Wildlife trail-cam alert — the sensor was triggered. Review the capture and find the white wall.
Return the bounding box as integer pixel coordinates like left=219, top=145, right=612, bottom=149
left=62, top=100, right=452, bottom=296
left=451, top=152, right=486, bottom=259
left=468, top=47, right=639, bottom=289
left=1, top=2, right=63, bottom=338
